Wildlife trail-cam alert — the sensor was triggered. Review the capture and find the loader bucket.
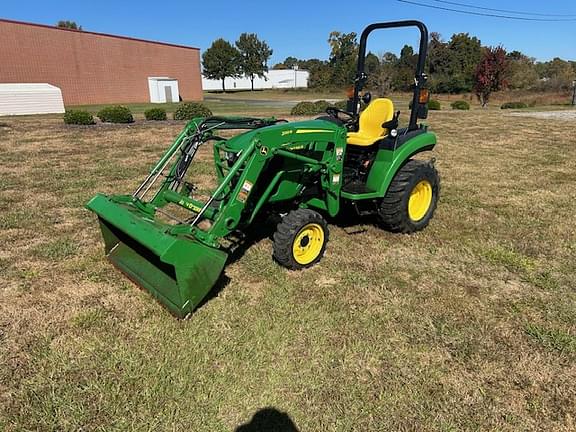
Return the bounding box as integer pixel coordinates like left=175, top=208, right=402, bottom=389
left=86, top=194, right=228, bottom=318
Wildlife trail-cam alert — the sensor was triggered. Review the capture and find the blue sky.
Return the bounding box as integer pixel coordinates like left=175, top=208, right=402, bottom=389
left=2, top=0, right=575, bottom=63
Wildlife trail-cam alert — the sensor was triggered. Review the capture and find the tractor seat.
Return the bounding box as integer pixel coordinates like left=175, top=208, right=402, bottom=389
left=347, top=98, right=395, bottom=146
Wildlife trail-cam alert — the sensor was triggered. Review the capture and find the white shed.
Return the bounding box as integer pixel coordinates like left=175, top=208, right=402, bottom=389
left=0, top=83, right=65, bottom=116
left=148, top=77, right=180, bottom=103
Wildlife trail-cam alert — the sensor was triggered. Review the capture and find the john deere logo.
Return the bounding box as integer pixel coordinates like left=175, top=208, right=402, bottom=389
left=260, top=146, right=269, bottom=156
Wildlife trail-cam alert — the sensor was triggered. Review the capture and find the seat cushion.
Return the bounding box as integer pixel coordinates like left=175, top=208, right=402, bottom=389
left=347, top=98, right=395, bottom=147
left=347, top=132, right=380, bottom=146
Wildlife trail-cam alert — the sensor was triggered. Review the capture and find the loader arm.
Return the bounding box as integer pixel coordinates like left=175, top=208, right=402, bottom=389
left=86, top=116, right=347, bottom=317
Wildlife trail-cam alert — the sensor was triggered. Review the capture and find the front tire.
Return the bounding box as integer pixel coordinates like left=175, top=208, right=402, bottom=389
left=273, top=209, right=329, bottom=270
left=378, top=159, right=440, bottom=233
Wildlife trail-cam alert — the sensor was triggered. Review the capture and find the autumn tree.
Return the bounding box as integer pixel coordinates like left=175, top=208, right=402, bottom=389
left=236, top=33, right=273, bottom=91
left=474, top=46, right=508, bottom=107
left=202, top=39, right=241, bottom=92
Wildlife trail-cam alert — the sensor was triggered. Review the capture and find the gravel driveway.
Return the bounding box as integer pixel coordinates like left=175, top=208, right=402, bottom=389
left=507, top=110, right=576, bottom=120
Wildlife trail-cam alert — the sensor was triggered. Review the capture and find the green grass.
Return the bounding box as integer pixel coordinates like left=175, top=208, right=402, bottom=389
left=33, top=238, right=78, bottom=261
left=203, top=88, right=345, bottom=100
left=525, top=324, right=576, bottom=353
left=0, top=106, right=575, bottom=431
left=67, top=89, right=416, bottom=119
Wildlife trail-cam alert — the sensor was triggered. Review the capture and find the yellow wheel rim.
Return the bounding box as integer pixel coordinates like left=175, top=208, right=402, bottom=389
left=292, top=223, right=324, bottom=265
left=408, top=180, right=433, bottom=222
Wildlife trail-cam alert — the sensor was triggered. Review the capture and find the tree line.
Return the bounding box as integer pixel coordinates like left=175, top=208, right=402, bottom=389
left=272, top=31, right=575, bottom=104
left=202, top=30, right=576, bottom=104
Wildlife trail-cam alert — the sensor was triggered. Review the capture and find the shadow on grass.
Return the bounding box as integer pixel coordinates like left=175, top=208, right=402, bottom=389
left=198, top=209, right=377, bottom=309
left=197, top=217, right=275, bottom=309
left=235, top=407, right=299, bottom=432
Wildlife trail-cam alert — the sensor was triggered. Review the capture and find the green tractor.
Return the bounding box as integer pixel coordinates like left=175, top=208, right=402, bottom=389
left=86, top=21, right=440, bottom=317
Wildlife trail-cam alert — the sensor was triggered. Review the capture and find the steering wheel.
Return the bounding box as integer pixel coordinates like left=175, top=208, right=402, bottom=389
left=326, top=107, right=355, bottom=121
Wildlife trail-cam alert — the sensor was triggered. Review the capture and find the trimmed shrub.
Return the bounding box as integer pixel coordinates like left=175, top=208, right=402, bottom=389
left=292, top=100, right=354, bottom=116
left=409, top=99, right=441, bottom=110
left=333, top=100, right=348, bottom=110
left=63, top=110, right=95, bottom=125
left=428, top=99, right=441, bottom=110
left=451, top=100, right=470, bottom=110
left=173, top=102, right=212, bottom=120
left=144, top=107, right=167, bottom=121
left=290, top=101, right=317, bottom=115
left=314, top=100, right=330, bottom=113
left=501, top=102, right=528, bottom=109
left=97, top=105, right=134, bottom=123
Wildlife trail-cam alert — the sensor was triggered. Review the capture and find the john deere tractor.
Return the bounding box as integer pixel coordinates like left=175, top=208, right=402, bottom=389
left=86, top=21, right=440, bottom=317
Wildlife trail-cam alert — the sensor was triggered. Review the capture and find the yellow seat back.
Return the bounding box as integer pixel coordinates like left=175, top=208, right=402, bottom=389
left=347, top=98, right=395, bottom=146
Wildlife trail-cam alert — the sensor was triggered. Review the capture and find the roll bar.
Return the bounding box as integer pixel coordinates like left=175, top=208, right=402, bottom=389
left=352, top=20, right=429, bottom=131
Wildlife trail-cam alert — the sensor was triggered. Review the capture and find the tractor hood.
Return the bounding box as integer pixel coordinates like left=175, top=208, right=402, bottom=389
left=222, top=119, right=344, bottom=152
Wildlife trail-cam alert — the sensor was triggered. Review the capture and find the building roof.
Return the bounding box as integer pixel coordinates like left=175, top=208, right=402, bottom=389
left=0, top=18, right=200, bottom=51
left=0, top=83, right=61, bottom=92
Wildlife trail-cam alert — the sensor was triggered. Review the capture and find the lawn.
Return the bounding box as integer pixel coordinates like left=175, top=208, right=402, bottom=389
left=67, top=88, right=414, bottom=117
left=0, top=105, right=575, bottom=431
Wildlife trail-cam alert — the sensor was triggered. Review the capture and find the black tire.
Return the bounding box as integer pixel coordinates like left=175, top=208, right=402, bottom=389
left=273, top=208, right=329, bottom=270
left=378, top=159, right=440, bottom=233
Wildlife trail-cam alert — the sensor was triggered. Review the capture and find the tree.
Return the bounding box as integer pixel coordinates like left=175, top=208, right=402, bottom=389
left=391, top=45, right=419, bottom=91
left=57, top=20, right=82, bottom=30
left=448, top=33, right=482, bottom=92
left=328, top=31, right=358, bottom=87
left=272, top=56, right=299, bottom=69
left=371, top=52, right=397, bottom=95
left=538, top=58, right=575, bottom=90
left=365, top=52, right=380, bottom=74
left=428, top=33, right=451, bottom=73
left=474, top=46, right=508, bottom=107
left=300, top=59, right=332, bottom=88
left=365, top=52, right=380, bottom=90
left=427, top=32, right=455, bottom=93
left=283, top=56, right=299, bottom=69
left=202, top=39, right=241, bottom=92
left=506, top=51, right=538, bottom=90
left=236, top=33, right=273, bottom=91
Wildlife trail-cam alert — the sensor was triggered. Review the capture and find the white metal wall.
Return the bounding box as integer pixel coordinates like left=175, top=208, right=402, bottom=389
left=0, top=83, right=65, bottom=116
left=202, top=70, right=309, bottom=91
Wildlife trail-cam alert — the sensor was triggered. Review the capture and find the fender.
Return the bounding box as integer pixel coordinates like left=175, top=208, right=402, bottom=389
left=341, top=131, right=437, bottom=200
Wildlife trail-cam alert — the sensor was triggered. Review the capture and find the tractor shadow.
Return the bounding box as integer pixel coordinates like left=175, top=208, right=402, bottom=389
left=331, top=204, right=381, bottom=235
left=197, top=217, right=275, bottom=309
left=235, top=407, right=299, bottom=432
left=198, top=210, right=377, bottom=310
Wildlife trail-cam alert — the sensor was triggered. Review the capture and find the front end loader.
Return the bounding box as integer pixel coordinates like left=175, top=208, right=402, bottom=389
left=86, top=20, right=440, bottom=317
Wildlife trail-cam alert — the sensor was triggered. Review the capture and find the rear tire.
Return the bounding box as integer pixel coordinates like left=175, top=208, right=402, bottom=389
left=273, top=209, right=329, bottom=270
left=378, top=159, right=439, bottom=233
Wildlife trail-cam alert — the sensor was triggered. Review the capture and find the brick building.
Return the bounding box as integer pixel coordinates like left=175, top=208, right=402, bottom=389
left=0, top=19, right=203, bottom=105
